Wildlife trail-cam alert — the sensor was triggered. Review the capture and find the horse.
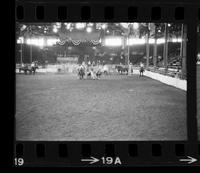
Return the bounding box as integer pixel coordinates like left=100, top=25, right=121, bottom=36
left=19, top=63, right=39, bottom=75
left=102, top=65, right=109, bottom=75
left=96, top=69, right=102, bottom=79
left=78, top=66, right=85, bottom=79
left=31, top=66, right=38, bottom=74
left=115, top=65, right=128, bottom=75
left=19, top=65, right=31, bottom=74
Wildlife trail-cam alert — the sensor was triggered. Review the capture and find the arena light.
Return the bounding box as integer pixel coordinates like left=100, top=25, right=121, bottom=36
left=177, top=38, right=182, bottom=42
left=37, top=38, right=44, bottom=47
left=120, top=23, right=129, bottom=29
left=17, top=37, right=24, bottom=44
left=75, top=23, right=86, bottom=29
left=66, top=23, right=71, bottom=30
left=20, top=25, right=26, bottom=31
left=133, top=23, right=139, bottom=29
left=105, top=37, right=122, bottom=46
left=127, top=38, right=169, bottom=45
left=172, top=38, right=178, bottom=42
left=56, top=22, right=61, bottom=28
left=53, top=27, right=58, bottom=33
left=102, top=24, right=107, bottom=29
left=47, top=38, right=60, bottom=46
left=26, top=38, right=31, bottom=45
left=127, top=38, right=145, bottom=45
left=87, top=23, right=94, bottom=26
left=149, top=38, right=155, bottom=44
left=26, top=38, right=44, bottom=47
left=86, top=27, right=92, bottom=33
left=171, top=38, right=182, bottom=43
left=157, top=38, right=165, bottom=44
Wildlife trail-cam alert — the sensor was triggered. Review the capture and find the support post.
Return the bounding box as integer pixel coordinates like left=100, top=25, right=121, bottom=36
left=180, top=24, right=187, bottom=79
left=146, top=32, right=150, bottom=70
left=30, top=44, right=32, bottom=63
left=20, top=41, right=23, bottom=64
left=153, top=24, right=157, bottom=70
left=163, top=23, right=168, bottom=73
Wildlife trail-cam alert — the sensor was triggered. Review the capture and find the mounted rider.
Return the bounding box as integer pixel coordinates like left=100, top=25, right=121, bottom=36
left=77, top=63, right=86, bottom=79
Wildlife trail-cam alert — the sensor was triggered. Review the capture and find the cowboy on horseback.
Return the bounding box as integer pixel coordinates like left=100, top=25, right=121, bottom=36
left=78, top=64, right=85, bottom=79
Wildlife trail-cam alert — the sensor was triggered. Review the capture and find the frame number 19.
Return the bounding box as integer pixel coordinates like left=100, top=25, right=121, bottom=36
left=14, top=158, right=24, bottom=166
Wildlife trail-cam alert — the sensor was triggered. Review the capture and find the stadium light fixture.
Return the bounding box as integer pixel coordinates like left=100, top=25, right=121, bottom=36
left=66, top=23, right=71, bottom=30
left=102, top=24, right=107, bottom=29
left=21, top=25, right=27, bottom=31
left=177, top=38, right=182, bottom=42
left=75, top=23, right=85, bottom=29
left=171, top=38, right=182, bottom=43
left=88, top=23, right=94, bottom=27
left=26, top=38, right=45, bottom=47
left=105, top=37, right=122, bottom=46
left=26, top=38, right=31, bottom=45
left=56, top=22, right=61, bottom=28
left=149, top=38, right=155, bottom=44
left=86, top=27, right=92, bottom=33
left=127, top=38, right=145, bottom=45
left=38, top=38, right=44, bottom=47
left=133, top=23, right=139, bottom=29
left=120, top=23, right=129, bottom=28
left=17, top=37, right=24, bottom=44
left=47, top=38, right=59, bottom=46
left=157, top=38, right=165, bottom=44
left=53, top=27, right=58, bottom=33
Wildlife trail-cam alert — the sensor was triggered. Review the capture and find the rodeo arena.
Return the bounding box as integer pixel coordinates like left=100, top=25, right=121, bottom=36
left=16, top=23, right=189, bottom=141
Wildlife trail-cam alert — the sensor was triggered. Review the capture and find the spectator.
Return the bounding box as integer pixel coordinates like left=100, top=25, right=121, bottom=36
left=139, top=62, right=144, bottom=77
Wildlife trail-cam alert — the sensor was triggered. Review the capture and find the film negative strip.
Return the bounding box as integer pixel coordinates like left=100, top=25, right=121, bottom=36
left=13, top=0, right=200, bottom=167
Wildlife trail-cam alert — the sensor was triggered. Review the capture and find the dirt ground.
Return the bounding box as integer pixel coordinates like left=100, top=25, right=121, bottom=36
left=16, top=73, right=187, bottom=141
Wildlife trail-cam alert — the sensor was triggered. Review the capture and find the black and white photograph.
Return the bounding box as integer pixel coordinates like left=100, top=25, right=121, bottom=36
left=15, top=22, right=187, bottom=141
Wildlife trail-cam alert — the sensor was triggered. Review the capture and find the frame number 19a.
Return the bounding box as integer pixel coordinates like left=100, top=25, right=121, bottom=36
left=101, top=157, right=122, bottom=165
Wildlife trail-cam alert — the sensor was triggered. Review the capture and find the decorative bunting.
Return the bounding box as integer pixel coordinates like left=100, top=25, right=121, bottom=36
left=57, top=39, right=100, bottom=46
left=71, top=40, right=81, bottom=46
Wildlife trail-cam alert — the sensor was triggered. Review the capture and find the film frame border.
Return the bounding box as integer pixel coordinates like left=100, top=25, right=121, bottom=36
left=14, top=0, right=200, bottom=167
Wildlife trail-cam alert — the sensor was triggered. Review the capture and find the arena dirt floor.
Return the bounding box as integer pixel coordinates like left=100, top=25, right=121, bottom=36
left=16, top=72, right=187, bottom=141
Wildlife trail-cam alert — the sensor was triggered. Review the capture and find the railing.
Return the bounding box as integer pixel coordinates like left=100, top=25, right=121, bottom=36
left=146, top=66, right=186, bottom=80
